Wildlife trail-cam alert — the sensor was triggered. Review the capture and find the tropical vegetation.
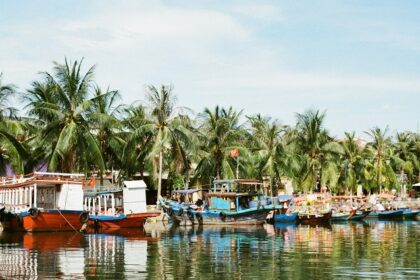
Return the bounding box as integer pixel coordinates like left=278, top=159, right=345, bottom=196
left=1, top=59, right=420, bottom=198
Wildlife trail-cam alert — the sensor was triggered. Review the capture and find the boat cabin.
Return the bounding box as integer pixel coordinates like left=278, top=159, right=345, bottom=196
left=84, top=180, right=148, bottom=216
left=207, top=179, right=264, bottom=211
left=0, top=172, right=85, bottom=213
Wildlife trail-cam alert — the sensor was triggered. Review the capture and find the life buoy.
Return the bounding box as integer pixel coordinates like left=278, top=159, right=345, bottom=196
left=177, top=208, right=184, bottom=216
left=167, top=207, right=174, bottom=217
left=219, top=212, right=226, bottom=221
left=195, top=213, right=203, bottom=223
left=187, top=210, right=194, bottom=221
left=28, top=208, right=39, bottom=219
left=79, top=212, right=89, bottom=223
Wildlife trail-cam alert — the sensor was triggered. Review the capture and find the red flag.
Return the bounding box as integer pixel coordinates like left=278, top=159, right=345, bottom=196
left=230, top=148, right=239, bottom=158
left=87, top=177, right=96, bottom=187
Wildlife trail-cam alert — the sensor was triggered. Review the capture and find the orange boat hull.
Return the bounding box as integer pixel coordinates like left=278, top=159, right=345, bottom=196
left=23, top=231, right=86, bottom=250
left=1, top=211, right=86, bottom=232
left=89, top=212, right=160, bottom=229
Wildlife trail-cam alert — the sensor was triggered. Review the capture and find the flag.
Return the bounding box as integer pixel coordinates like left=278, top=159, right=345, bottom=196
left=87, top=177, right=96, bottom=187
left=230, top=148, right=239, bottom=158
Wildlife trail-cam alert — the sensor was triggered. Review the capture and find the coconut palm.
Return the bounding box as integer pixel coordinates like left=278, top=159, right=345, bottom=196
left=338, top=132, right=365, bottom=194
left=294, top=109, right=343, bottom=193
left=126, top=85, right=193, bottom=202
left=88, top=86, right=125, bottom=183
left=247, top=114, right=297, bottom=190
left=392, top=132, right=418, bottom=189
left=0, top=74, right=27, bottom=175
left=194, top=106, right=246, bottom=182
left=0, top=73, right=18, bottom=120
left=365, top=127, right=396, bottom=193
left=120, top=104, right=152, bottom=179
left=25, top=58, right=105, bottom=173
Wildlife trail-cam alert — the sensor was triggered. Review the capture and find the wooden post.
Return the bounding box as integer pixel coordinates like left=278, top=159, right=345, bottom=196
left=33, top=184, right=37, bottom=208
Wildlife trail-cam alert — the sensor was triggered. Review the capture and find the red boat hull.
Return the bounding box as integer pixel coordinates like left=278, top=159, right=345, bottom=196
left=1, top=211, right=86, bottom=232
left=89, top=212, right=161, bottom=229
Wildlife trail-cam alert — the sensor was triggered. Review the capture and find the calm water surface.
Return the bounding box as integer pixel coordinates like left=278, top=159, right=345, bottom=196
left=0, top=221, right=418, bottom=279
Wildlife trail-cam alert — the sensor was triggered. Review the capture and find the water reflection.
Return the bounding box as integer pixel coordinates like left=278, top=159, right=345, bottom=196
left=0, top=220, right=418, bottom=279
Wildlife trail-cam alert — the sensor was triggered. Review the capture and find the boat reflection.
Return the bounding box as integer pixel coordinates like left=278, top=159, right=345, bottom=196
left=0, top=219, right=418, bottom=279
left=0, top=228, right=156, bottom=278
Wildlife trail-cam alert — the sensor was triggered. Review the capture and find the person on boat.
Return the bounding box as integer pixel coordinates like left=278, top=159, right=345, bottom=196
left=239, top=197, right=248, bottom=209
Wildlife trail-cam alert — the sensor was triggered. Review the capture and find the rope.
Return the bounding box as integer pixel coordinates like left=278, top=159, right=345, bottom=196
left=56, top=208, right=82, bottom=233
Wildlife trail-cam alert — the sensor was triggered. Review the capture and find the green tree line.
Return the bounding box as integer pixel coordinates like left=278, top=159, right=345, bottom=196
left=1, top=59, right=420, bottom=198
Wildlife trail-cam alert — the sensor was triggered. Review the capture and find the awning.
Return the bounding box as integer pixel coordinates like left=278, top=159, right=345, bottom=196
left=174, top=189, right=202, bottom=194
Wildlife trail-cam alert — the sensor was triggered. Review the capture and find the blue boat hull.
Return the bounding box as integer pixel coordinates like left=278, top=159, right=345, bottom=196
left=377, top=210, right=404, bottom=220
left=331, top=213, right=351, bottom=222
left=347, top=211, right=370, bottom=221
left=162, top=203, right=271, bottom=225
left=273, top=212, right=298, bottom=223
left=402, top=209, right=420, bottom=219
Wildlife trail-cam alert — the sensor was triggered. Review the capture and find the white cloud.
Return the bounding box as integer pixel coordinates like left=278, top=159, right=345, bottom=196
left=232, top=3, right=284, bottom=22
left=1, top=1, right=420, bottom=136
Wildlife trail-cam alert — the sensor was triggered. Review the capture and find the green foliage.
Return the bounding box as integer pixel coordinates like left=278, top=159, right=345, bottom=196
left=172, top=174, right=185, bottom=190
left=1, top=58, right=419, bottom=196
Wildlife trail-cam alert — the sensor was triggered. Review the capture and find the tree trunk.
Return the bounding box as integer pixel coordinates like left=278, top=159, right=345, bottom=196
left=157, top=150, right=163, bottom=203
left=100, top=170, right=104, bottom=186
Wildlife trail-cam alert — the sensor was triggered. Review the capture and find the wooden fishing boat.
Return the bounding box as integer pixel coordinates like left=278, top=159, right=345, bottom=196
left=84, top=180, right=160, bottom=229
left=272, top=195, right=298, bottom=223
left=377, top=209, right=404, bottom=220
left=347, top=210, right=371, bottom=221
left=299, top=211, right=332, bottom=225
left=274, top=211, right=298, bottom=223
left=161, top=179, right=274, bottom=225
left=402, top=209, right=420, bottom=219
left=0, top=172, right=89, bottom=232
left=331, top=212, right=351, bottom=222
left=293, top=193, right=333, bottom=225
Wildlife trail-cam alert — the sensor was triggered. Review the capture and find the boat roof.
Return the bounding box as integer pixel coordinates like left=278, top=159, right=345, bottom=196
left=213, top=179, right=262, bottom=185
left=207, top=192, right=250, bottom=197
left=84, top=190, right=122, bottom=197
left=277, top=194, right=293, bottom=202
left=173, top=189, right=205, bottom=194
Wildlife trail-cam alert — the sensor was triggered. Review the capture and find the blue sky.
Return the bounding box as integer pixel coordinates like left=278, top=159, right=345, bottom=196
left=1, top=0, right=420, bottom=137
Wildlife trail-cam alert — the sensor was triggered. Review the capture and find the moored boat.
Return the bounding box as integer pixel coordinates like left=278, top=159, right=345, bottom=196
left=299, top=211, right=332, bottom=225
left=0, top=172, right=89, bottom=232
left=331, top=212, right=351, bottom=222
left=377, top=209, right=404, bottom=220
left=402, top=208, right=420, bottom=219
left=272, top=195, right=298, bottom=223
left=274, top=211, right=298, bottom=223
left=294, top=193, right=333, bottom=225
left=84, top=180, right=160, bottom=229
left=347, top=210, right=371, bottom=221
left=161, top=179, right=274, bottom=225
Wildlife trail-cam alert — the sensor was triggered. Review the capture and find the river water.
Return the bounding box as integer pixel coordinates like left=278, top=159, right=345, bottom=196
left=0, top=220, right=418, bottom=279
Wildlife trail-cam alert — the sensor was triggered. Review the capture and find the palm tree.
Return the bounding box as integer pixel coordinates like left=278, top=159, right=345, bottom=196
left=121, top=104, right=152, bottom=179
left=25, top=58, right=105, bottom=173
left=392, top=132, right=417, bottom=190
left=247, top=114, right=295, bottom=190
left=294, top=109, right=343, bottom=193
left=127, top=85, right=192, bottom=202
left=365, top=127, right=396, bottom=193
left=0, top=74, right=27, bottom=175
left=338, top=132, right=364, bottom=194
left=0, top=73, right=18, bottom=120
left=195, top=106, right=245, bottom=181
left=88, top=86, right=125, bottom=184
